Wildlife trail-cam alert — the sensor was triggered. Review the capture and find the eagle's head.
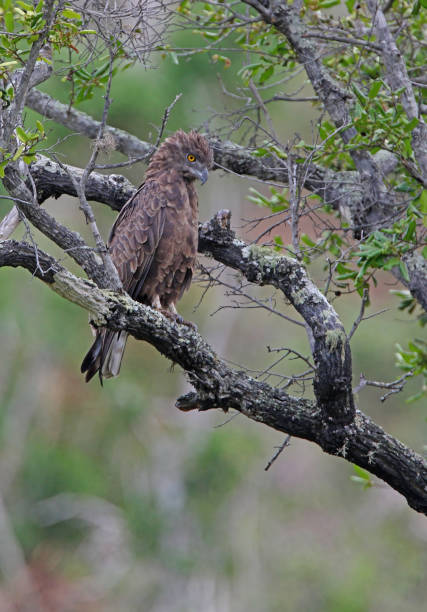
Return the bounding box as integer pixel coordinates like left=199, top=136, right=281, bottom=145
left=148, top=130, right=214, bottom=184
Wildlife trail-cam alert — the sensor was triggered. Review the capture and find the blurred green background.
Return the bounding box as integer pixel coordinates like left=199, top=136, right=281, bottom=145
left=0, top=36, right=426, bottom=612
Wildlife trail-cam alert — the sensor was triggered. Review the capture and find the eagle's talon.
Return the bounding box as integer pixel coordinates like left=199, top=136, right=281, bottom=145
left=161, top=309, right=197, bottom=331
left=179, top=317, right=198, bottom=331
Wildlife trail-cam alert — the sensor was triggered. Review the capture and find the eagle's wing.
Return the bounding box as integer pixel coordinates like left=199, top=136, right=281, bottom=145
left=108, top=181, right=166, bottom=299
left=81, top=181, right=166, bottom=382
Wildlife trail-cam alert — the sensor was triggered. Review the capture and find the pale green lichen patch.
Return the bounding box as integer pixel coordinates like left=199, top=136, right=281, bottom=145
left=51, top=270, right=110, bottom=324
left=109, top=291, right=140, bottom=313
left=325, top=329, right=346, bottom=353
left=292, top=287, right=308, bottom=305
left=232, top=238, right=246, bottom=249
left=243, top=244, right=286, bottom=274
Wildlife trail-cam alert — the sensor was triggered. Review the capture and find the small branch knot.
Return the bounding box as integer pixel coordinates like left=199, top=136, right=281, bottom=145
left=199, top=209, right=234, bottom=246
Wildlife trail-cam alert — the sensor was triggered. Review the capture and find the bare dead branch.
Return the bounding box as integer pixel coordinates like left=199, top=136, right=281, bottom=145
left=354, top=371, right=414, bottom=402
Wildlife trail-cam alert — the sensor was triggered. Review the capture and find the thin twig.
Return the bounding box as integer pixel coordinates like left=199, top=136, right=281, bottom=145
left=348, top=289, right=369, bottom=340
left=70, top=53, right=122, bottom=291
left=264, top=435, right=291, bottom=471
left=288, top=152, right=301, bottom=259
left=154, top=93, right=183, bottom=148
left=354, top=371, right=414, bottom=401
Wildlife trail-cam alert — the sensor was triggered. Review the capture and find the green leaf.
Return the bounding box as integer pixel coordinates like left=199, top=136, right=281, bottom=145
left=273, top=236, right=284, bottom=252
left=351, top=465, right=373, bottom=489
left=93, top=61, right=110, bottom=77
left=16, top=126, right=29, bottom=143
left=0, top=60, right=18, bottom=69
left=16, top=1, right=33, bottom=9
left=350, top=476, right=368, bottom=485
left=403, top=219, right=416, bottom=242
left=237, top=62, right=262, bottom=77
left=415, top=190, right=427, bottom=214
left=406, top=390, right=425, bottom=403
left=337, top=271, right=357, bottom=280
left=399, top=261, right=410, bottom=282
left=61, top=8, right=82, bottom=20
left=202, top=31, right=219, bottom=40
left=300, top=234, right=316, bottom=247
left=12, top=143, right=25, bottom=161
left=368, top=81, right=382, bottom=99
left=403, top=117, right=419, bottom=132
left=259, top=65, right=274, bottom=84
left=4, top=11, right=14, bottom=33
left=170, top=51, right=179, bottom=65
left=352, top=83, right=367, bottom=105
left=382, top=257, right=400, bottom=271
left=353, top=464, right=371, bottom=481
left=395, top=182, right=414, bottom=193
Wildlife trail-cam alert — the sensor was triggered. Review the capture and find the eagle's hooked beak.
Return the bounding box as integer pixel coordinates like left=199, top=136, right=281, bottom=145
left=199, top=167, right=209, bottom=185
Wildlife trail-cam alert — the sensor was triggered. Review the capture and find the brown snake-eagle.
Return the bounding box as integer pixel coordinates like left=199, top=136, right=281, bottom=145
left=81, top=130, right=213, bottom=383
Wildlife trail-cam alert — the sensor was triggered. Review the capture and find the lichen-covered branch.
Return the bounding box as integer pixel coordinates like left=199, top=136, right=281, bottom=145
left=0, top=238, right=425, bottom=514
left=27, top=89, right=360, bottom=211
left=26, top=89, right=154, bottom=160
left=401, top=253, right=427, bottom=312
left=367, top=0, right=427, bottom=185
left=2, top=165, right=111, bottom=288
left=199, top=210, right=354, bottom=424
left=24, top=155, right=426, bottom=314
left=242, top=0, right=389, bottom=230
left=30, top=154, right=135, bottom=209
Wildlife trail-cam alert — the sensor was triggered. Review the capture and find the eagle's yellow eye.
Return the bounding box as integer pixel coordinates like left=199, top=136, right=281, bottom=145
left=187, top=154, right=196, bottom=162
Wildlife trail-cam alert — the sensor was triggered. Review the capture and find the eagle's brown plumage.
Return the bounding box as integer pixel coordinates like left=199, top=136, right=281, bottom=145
left=81, top=130, right=213, bottom=382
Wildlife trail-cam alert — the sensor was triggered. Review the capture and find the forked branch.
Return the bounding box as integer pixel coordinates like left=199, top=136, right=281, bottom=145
left=0, top=237, right=425, bottom=514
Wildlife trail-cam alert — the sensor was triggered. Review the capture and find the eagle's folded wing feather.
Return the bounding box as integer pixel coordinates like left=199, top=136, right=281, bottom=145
left=108, top=182, right=166, bottom=299
left=82, top=182, right=166, bottom=382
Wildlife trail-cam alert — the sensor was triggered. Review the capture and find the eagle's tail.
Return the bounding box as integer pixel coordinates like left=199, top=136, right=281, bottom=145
left=81, top=330, right=129, bottom=383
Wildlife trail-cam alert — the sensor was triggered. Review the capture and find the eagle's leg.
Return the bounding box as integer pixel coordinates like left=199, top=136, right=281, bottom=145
left=159, top=302, right=197, bottom=331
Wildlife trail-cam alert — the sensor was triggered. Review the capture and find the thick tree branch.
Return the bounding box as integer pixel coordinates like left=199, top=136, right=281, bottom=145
left=367, top=0, right=427, bottom=185
left=24, top=155, right=426, bottom=314
left=0, top=238, right=425, bottom=514
left=26, top=89, right=366, bottom=214
left=2, top=165, right=111, bottom=288
left=26, top=89, right=154, bottom=160
left=198, top=210, right=354, bottom=424
left=243, top=0, right=391, bottom=231
left=30, top=154, right=135, bottom=209
left=401, top=253, right=427, bottom=312
left=26, top=89, right=409, bottom=239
